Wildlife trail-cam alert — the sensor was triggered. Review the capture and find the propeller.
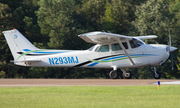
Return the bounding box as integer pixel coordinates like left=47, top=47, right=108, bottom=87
left=168, top=29, right=177, bottom=70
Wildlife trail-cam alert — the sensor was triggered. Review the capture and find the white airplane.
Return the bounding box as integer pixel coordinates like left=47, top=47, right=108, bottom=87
left=2, top=29, right=177, bottom=79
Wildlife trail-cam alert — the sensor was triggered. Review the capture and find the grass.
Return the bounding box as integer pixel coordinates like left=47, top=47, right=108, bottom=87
left=0, top=85, right=180, bottom=108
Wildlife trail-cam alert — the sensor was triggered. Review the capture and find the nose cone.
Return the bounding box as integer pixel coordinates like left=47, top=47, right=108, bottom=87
left=170, top=46, right=177, bottom=52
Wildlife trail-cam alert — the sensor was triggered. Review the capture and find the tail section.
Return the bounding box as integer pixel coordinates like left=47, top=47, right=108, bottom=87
left=2, top=29, right=39, bottom=61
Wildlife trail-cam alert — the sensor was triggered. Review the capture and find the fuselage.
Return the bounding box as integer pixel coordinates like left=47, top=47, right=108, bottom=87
left=15, top=42, right=170, bottom=69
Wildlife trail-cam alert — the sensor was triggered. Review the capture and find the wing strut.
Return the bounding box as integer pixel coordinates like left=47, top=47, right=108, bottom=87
left=117, top=38, right=136, bottom=65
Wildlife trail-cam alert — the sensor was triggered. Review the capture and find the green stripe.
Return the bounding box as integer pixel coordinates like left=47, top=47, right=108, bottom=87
left=17, top=50, right=47, bottom=60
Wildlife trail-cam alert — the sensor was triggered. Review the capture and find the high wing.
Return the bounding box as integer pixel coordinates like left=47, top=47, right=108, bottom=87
left=78, top=31, right=157, bottom=44
left=78, top=32, right=131, bottom=44
left=136, top=35, right=157, bottom=40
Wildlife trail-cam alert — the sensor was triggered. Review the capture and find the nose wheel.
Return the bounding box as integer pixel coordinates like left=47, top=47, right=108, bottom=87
left=121, top=69, right=132, bottom=79
left=151, top=67, right=161, bottom=79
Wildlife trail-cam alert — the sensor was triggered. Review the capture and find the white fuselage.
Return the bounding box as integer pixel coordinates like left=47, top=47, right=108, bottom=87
left=16, top=44, right=170, bottom=69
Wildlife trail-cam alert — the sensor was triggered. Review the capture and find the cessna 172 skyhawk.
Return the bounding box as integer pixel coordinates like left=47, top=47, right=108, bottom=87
left=2, top=29, right=177, bottom=79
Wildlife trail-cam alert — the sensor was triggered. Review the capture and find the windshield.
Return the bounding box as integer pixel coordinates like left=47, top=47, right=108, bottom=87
left=129, top=38, right=144, bottom=48
left=88, top=45, right=96, bottom=51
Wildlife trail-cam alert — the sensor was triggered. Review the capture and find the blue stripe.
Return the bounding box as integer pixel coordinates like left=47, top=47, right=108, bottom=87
left=23, top=49, right=72, bottom=54
left=87, top=54, right=157, bottom=67
left=23, top=49, right=31, bottom=51
left=88, top=62, right=98, bottom=66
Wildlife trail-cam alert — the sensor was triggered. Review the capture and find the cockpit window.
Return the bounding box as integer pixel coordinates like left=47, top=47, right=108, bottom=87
left=111, top=43, right=122, bottom=51
left=129, top=38, right=144, bottom=48
left=96, top=45, right=109, bottom=52
left=95, top=46, right=100, bottom=52
left=88, top=45, right=95, bottom=51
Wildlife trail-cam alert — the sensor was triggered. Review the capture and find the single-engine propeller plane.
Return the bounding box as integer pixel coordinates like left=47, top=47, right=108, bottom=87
left=2, top=29, right=177, bottom=79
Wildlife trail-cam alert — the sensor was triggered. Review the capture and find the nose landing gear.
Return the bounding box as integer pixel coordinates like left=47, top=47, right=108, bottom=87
left=151, top=67, right=161, bottom=79
left=121, top=69, right=132, bottom=79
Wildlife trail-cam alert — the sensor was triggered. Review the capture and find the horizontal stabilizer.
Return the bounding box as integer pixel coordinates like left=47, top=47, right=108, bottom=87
left=14, top=59, right=41, bottom=62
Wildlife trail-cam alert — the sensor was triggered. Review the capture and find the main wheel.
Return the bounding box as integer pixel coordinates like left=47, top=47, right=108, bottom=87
left=109, top=70, right=118, bottom=79
left=122, top=71, right=132, bottom=79
left=153, top=72, right=161, bottom=79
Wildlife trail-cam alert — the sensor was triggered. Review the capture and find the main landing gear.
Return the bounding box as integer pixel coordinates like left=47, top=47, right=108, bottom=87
left=109, top=67, right=160, bottom=79
left=109, top=68, right=132, bottom=79
left=109, top=70, right=118, bottom=79
left=151, top=67, right=161, bottom=79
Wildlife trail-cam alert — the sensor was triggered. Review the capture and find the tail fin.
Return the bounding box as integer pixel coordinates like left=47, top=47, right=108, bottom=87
left=2, top=29, right=39, bottom=61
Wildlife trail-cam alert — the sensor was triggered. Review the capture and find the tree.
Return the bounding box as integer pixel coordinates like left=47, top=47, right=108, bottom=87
left=36, top=0, right=85, bottom=50
left=102, top=0, right=133, bottom=34
left=0, top=3, right=13, bottom=78
left=77, top=0, right=106, bottom=31
left=0, top=1, right=42, bottom=78
left=133, top=0, right=172, bottom=43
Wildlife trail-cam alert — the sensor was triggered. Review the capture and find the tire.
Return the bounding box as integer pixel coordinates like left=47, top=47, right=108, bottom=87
left=109, top=70, right=118, bottom=79
left=154, top=72, right=161, bottom=79
left=122, top=71, right=132, bottom=79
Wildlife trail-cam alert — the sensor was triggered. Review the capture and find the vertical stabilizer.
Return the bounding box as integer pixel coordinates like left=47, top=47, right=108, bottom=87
left=2, top=29, right=39, bottom=61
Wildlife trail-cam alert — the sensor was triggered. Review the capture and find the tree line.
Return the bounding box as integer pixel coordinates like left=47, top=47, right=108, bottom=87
left=0, top=0, right=180, bottom=79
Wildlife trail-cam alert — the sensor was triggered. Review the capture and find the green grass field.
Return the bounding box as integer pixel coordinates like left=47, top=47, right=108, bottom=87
left=0, top=85, right=180, bottom=108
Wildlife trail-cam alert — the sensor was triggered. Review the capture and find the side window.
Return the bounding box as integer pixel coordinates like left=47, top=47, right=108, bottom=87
left=111, top=43, right=122, bottom=51
left=96, top=45, right=109, bottom=52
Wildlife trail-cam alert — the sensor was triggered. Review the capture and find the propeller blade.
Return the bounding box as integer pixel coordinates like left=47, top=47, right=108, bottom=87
left=170, top=52, right=174, bottom=70
left=169, top=29, right=171, bottom=47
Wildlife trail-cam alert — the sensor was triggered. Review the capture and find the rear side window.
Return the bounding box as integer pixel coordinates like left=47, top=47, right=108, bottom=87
left=111, top=43, right=122, bottom=51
